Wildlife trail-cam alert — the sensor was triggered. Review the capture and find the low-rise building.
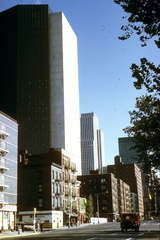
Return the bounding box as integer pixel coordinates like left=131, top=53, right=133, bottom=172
left=17, top=148, right=80, bottom=228
left=107, top=162, right=144, bottom=218
left=117, top=179, right=131, bottom=214
left=78, top=170, right=132, bottom=222
left=0, top=111, right=18, bottom=230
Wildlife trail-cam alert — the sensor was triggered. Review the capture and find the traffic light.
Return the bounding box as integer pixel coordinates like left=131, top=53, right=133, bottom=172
left=148, top=193, right=152, bottom=200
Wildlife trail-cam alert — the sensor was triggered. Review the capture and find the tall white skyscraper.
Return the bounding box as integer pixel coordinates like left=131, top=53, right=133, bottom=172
left=49, top=12, right=81, bottom=174
left=80, top=112, right=105, bottom=175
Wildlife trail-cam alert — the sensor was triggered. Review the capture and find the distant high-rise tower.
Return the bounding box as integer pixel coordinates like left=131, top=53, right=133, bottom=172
left=80, top=112, right=105, bottom=175
left=97, top=129, right=105, bottom=173
left=118, top=137, right=138, bottom=164
left=0, top=5, right=81, bottom=173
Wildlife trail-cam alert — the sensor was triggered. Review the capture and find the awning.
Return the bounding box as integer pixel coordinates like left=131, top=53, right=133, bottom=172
left=0, top=204, right=17, bottom=212
left=65, top=212, right=78, bottom=217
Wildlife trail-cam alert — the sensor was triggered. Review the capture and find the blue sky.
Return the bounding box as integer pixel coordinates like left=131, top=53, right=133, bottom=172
left=0, top=0, right=158, bottom=166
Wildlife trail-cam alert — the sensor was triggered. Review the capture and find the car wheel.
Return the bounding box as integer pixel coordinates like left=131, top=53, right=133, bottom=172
left=135, top=226, right=139, bottom=232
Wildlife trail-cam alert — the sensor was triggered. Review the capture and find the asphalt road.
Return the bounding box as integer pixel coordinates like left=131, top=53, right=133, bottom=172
left=1, top=220, right=160, bottom=240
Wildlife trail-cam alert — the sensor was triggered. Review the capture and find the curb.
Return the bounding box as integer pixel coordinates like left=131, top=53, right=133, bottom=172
left=0, top=224, right=90, bottom=238
left=0, top=231, right=40, bottom=239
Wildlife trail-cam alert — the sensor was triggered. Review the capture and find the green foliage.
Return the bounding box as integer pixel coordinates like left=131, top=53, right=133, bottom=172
left=85, top=194, right=94, bottom=222
left=115, top=0, right=160, bottom=170
left=123, top=95, right=160, bottom=170
left=131, top=58, right=160, bottom=93
left=114, top=0, right=160, bottom=47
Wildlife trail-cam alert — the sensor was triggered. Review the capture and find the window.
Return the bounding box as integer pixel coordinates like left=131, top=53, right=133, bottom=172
left=38, top=198, right=43, bottom=207
left=38, top=184, right=43, bottom=192
left=52, top=197, right=55, bottom=207
left=102, top=207, right=107, bottom=210
left=52, top=183, right=55, bottom=193
left=28, top=198, right=31, bottom=205
left=101, top=185, right=106, bottom=190
left=101, top=179, right=106, bottom=183
left=37, top=170, right=42, bottom=180
left=56, top=171, right=60, bottom=180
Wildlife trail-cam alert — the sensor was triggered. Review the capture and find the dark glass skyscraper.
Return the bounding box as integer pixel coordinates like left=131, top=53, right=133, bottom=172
left=0, top=5, right=81, bottom=173
left=118, top=137, right=138, bottom=164
left=0, top=5, right=50, bottom=154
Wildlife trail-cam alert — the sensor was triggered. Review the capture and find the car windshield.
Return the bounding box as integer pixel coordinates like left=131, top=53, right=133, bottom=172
left=122, top=214, right=136, bottom=220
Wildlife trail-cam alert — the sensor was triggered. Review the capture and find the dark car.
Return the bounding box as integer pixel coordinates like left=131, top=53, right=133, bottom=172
left=120, top=212, right=140, bottom=232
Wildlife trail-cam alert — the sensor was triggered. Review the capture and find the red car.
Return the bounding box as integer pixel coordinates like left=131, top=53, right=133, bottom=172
left=120, top=212, right=140, bottom=232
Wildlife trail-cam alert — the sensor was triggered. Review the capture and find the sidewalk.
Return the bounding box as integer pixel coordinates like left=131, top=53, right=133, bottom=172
left=0, top=224, right=89, bottom=238
left=0, top=230, right=39, bottom=239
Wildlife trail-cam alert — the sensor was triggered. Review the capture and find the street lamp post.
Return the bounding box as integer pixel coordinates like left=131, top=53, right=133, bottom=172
left=97, top=194, right=100, bottom=223
left=68, top=209, right=71, bottom=228
left=33, top=208, right=36, bottom=233
left=97, top=192, right=107, bottom=223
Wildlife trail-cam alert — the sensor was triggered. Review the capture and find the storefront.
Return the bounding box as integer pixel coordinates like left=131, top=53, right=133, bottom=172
left=0, top=205, right=17, bottom=230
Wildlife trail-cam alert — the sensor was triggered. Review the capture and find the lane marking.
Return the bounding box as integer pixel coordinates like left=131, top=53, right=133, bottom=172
left=138, top=233, right=144, bottom=236
left=87, top=238, right=97, bottom=240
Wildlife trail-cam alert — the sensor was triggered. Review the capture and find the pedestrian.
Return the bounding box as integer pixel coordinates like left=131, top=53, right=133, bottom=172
left=40, top=222, right=43, bottom=232
left=37, top=222, right=40, bottom=232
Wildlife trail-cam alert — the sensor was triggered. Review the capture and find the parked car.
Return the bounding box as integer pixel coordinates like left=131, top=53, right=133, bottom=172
left=120, top=212, right=140, bottom=232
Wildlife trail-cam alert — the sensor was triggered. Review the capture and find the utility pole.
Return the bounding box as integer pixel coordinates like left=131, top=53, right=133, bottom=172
left=33, top=208, right=36, bottom=232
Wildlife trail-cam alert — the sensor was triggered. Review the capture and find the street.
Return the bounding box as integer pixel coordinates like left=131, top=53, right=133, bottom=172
left=1, top=220, right=160, bottom=240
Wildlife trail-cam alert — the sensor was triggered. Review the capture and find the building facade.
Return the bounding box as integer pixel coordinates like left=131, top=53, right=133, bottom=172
left=80, top=113, right=105, bottom=175
left=77, top=172, right=131, bottom=222
left=131, top=192, right=138, bottom=213
left=0, top=111, right=18, bottom=230
left=0, top=5, right=81, bottom=174
left=17, top=148, right=80, bottom=228
left=118, top=137, right=138, bottom=164
left=97, top=129, right=105, bottom=174
left=118, top=137, right=153, bottom=218
left=117, top=179, right=131, bottom=215
left=107, top=162, right=144, bottom=217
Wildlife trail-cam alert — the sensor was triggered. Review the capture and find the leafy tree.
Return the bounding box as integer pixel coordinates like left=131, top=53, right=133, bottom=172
left=131, top=58, right=160, bottom=93
left=114, top=0, right=160, bottom=94
left=85, top=194, right=94, bottom=222
left=123, top=94, right=160, bottom=170
left=114, top=0, right=160, bottom=170
left=114, top=0, right=160, bottom=47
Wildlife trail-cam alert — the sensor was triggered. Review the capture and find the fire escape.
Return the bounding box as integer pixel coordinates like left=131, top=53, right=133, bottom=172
left=0, top=124, right=9, bottom=206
